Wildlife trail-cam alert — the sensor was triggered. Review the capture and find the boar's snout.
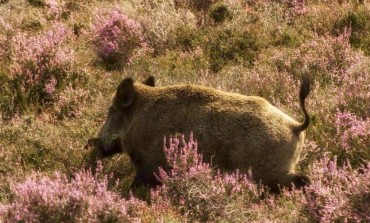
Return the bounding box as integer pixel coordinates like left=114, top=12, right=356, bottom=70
left=84, top=137, right=105, bottom=152
left=84, top=138, right=98, bottom=150
left=84, top=137, right=123, bottom=157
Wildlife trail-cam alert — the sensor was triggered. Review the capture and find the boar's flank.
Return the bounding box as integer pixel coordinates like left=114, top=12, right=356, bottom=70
left=87, top=76, right=311, bottom=193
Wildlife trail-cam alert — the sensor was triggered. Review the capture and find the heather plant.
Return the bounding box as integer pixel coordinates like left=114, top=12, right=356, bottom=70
left=258, top=30, right=355, bottom=84
left=225, top=0, right=309, bottom=49
left=0, top=0, right=370, bottom=222
left=91, top=8, right=145, bottom=69
left=151, top=134, right=307, bottom=222
left=241, top=29, right=370, bottom=164
left=151, top=134, right=369, bottom=222
left=334, top=111, right=370, bottom=164
left=280, top=0, right=308, bottom=19
left=242, top=0, right=307, bottom=24
left=0, top=23, right=86, bottom=118
left=45, top=0, right=68, bottom=20
left=194, top=1, right=284, bottom=72
left=44, top=0, right=87, bottom=21
left=2, top=132, right=369, bottom=222
left=0, top=5, right=46, bottom=33
left=305, top=155, right=370, bottom=223
left=0, top=163, right=147, bottom=223
left=20, top=14, right=44, bottom=32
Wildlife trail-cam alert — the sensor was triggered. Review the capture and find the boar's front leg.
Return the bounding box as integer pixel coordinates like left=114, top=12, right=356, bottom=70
left=130, top=168, right=162, bottom=189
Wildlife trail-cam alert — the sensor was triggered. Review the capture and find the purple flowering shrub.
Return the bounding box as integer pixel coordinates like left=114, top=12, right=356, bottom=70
left=151, top=134, right=370, bottom=222
left=305, top=155, right=370, bottom=223
left=0, top=1, right=369, bottom=222
left=0, top=22, right=86, bottom=118
left=151, top=134, right=304, bottom=222
left=0, top=162, right=146, bottom=222
left=91, top=9, right=145, bottom=69
left=44, top=0, right=68, bottom=20
left=334, top=111, right=370, bottom=162
left=151, top=134, right=369, bottom=221
left=1, top=134, right=369, bottom=222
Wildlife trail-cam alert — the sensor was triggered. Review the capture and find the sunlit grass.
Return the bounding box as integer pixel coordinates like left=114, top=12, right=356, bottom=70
left=0, top=0, right=369, bottom=222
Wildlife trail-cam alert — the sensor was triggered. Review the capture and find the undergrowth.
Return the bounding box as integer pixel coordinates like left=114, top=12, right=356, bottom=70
left=0, top=0, right=369, bottom=222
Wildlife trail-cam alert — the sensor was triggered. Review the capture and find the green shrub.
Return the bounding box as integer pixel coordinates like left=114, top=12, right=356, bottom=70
left=174, top=26, right=201, bottom=51
left=0, top=71, right=12, bottom=117
left=27, top=0, right=45, bottom=7
left=273, top=27, right=304, bottom=47
left=20, top=17, right=43, bottom=31
left=336, top=6, right=370, bottom=55
left=209, top=2, right=232, bottom=24
left=207, top=28, right=262, bottom=72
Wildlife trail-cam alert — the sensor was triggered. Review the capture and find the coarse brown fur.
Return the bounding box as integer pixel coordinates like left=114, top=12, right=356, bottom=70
left=87, top=76, right=311, bottom=192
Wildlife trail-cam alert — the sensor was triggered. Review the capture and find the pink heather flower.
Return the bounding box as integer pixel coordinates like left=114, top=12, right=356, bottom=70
left=0, top=22, right=88, bottom=116
left=2, top=133, right=368, bottom=222
left=0, top=16, right=13, bottom=31
left=9, top=24, right=73, bottom=87
left=152, top=133, right=266, bottom=222
left=305, top=155, right=370, bottom=223
left=150, top=133, right=370, bottom=222
left=245, top=26, right=368, bottom=163
left=45, top=0, right=64, bottom=19
left=44, top=77, right=57, bottom=95
left=92, top=9, right=145, bottom=66
left=334, top=111, right=370, bottom=151
left=0, top=162, right=146, bottom=222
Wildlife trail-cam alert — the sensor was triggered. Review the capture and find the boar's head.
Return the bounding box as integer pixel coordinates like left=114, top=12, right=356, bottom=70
left=85, top=76, right=155, bottom=158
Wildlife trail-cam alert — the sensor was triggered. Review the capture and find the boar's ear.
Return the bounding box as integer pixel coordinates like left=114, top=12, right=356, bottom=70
left=143, top=75, right=155, bottom=87
left=116, top=77, right=136, bottom=108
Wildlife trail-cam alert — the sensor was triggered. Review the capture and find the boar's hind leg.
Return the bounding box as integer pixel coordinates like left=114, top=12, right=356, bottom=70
left=268, top=173, right=311, bottom=194
left=276, top=173, right=310, bottom=193
left=291, top=174, right=311, bottom=189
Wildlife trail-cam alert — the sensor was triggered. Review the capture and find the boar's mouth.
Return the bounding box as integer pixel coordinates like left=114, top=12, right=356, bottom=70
left=85, top=137, right=123, bottom=157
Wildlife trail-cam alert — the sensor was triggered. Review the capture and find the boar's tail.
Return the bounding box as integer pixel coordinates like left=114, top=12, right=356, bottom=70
left=293, top=75, right=311, bottom=135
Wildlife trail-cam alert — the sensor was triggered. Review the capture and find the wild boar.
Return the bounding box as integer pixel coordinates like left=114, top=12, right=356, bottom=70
left=86, top=75, right=311, bottom=192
